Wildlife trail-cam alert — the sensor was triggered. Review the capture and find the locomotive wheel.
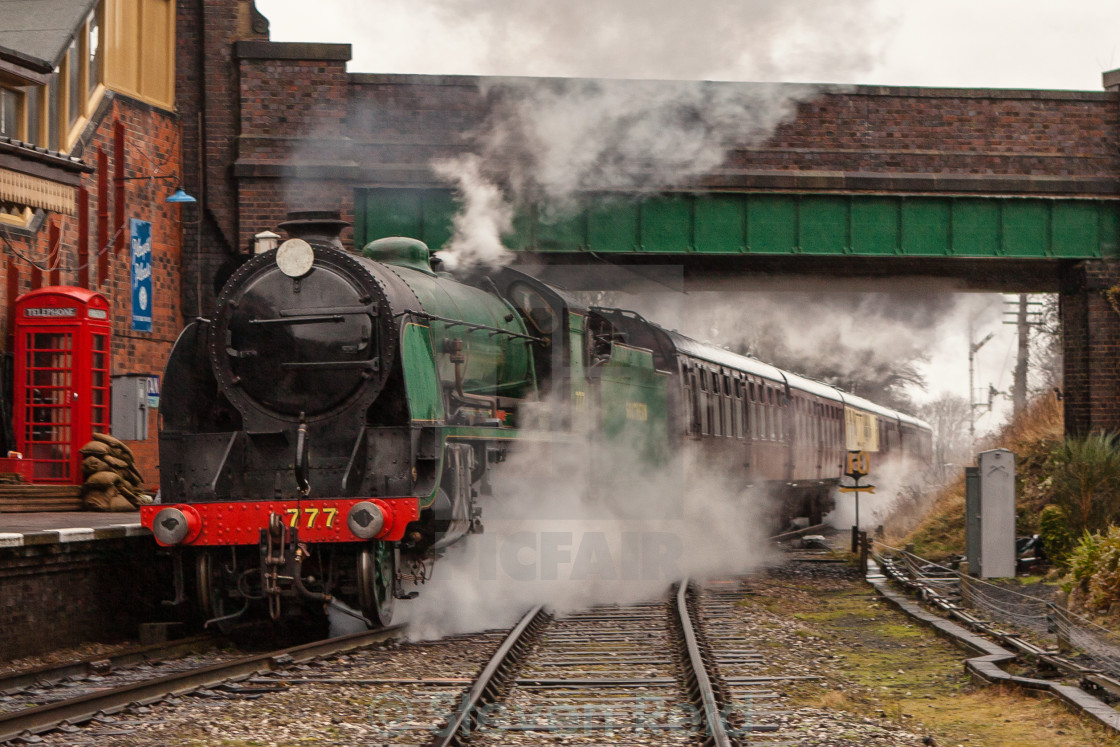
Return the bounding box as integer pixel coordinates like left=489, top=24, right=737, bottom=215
left=357, top=541, right=396, bottom=627
left=195, top=551, right=225, bottom=622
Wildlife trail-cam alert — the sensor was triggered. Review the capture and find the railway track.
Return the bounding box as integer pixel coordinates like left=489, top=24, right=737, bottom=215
left=428, top=579, right=742, bottom=746
left=5, top=576, right=806, bottom=744
left=0, top=635, right=219, bottom=707
left=0, top=625, right=404, bottom=743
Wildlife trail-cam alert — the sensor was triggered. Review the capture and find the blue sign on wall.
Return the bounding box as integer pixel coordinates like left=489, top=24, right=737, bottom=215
left=129, top=219, right=152, bottom=332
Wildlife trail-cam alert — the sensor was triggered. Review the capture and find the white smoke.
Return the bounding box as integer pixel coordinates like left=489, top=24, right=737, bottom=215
left=434, top=79, right=818, bottom=271
left=431, top=155, right=515, bottom=271
left=399, top=418, right=777, bottom=640
left=823, top=455, right=926, bottom=532
left=420, top=0, right=893, bottom=82
left=260, top=0, right=896, bottom=83
left=421, top=0, right=897, bottom=271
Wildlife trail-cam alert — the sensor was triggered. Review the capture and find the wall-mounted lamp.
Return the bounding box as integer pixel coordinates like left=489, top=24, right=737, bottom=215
left=165, top=188, right=197, bottom=203
left=115, top=173, right=197, bottom=204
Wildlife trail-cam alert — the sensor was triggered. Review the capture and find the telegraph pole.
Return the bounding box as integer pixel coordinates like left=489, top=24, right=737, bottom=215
left=968, top=326, right=994, bottom=449
left=1002, top=294, right=1042, bottom=417
left=1012, top=295, right=1029, bottom=415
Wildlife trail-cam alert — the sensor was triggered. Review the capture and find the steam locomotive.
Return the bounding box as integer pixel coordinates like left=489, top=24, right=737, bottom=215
left=141, top=211, right=931, bottom=628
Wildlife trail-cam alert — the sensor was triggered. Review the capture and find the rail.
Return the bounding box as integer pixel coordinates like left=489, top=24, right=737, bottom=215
left=429, top=605, right=548, bottom=747
left=0, top=635, right=217, bottom=695
left=429, top=581, right=737, bottom=745
left=871, top=542, right=1120, bottom=733
left=0, top=625, right=404, bottom=743
left=676, top=578, right=735, bottom=747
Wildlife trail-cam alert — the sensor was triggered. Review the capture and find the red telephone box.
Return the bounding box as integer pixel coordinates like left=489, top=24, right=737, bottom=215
left=13, top=287, right=111, bottom=483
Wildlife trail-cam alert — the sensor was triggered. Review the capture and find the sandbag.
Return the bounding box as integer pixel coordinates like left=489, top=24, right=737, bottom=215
left=82, top=488, right=111, bottom=511
left=116, top=481, right=143, bottom=504
left=82, top=470, right=122, bottom=492
left=79, top=441, right=111, bottom=456
left=82, top=485, right=133, bottom=511
left=91, top=432, right=135, bottom=460
left=103, top=454, right=130, bottom=470
left=108, top=494, right=136, bottom=511
left=119, top=463, right=144, bottom=486
left=81, top=455, right=111, bottom=476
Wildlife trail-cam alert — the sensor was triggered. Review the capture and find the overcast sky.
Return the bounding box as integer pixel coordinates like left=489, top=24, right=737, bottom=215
left=256, top=1, right=1114, bottom=430
left=258, top=0, right=1119, bottom=89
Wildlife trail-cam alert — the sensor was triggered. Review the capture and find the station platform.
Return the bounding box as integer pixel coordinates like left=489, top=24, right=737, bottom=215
left=0, top=511, right=147, bottom=548
left=0, top=511, right=161, bottom=661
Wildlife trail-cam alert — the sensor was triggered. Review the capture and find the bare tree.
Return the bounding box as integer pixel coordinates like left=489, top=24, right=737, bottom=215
left=1029, top=294, right=1062, bottom=396
left=918, top=394, right=972, bottom=483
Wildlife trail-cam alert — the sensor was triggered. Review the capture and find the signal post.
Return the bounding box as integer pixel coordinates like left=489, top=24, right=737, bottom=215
left=840, top=450, right=875, bottom=553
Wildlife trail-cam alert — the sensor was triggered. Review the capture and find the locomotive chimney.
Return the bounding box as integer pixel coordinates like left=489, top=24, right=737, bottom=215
left=277, top=210, right=349, bottom=251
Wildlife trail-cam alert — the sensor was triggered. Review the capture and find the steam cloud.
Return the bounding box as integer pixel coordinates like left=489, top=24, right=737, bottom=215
left=424, top=0, right=892, bottom=82
left=427, top=0, right=896, bottom=270
left=398, top=416, right=778, bottom=640
left=434, top=78, right=819, bottom=270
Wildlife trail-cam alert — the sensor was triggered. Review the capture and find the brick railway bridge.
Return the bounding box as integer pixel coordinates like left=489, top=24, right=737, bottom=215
left=181, top=9, right=1120, bottom=436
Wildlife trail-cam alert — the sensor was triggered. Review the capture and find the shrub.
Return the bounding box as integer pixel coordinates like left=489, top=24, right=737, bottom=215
left=1046, top=434, right=1120, bottom=536
left=1038, top=504, right=1074, bottom=566
left=1066, top=526, right=1120, bottom=612
left=1069, top=530, right=1104, bottom=589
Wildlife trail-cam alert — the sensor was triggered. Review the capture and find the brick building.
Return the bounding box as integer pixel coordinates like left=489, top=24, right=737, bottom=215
left=0, top=0, right=183, bottom=484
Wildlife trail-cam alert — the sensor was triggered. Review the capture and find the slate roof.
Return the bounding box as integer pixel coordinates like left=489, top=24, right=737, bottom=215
left=0, top=0, right=98, bottom=72
left=0, top=134, right=90, bottom=172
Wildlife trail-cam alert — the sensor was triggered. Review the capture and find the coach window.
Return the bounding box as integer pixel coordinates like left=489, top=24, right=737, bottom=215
left=710, top=371, right=720, bottom=436
left=766, top=389, right=775, bottom=441
left=754, top=387, right=763, bottom=441
left=714, top=372, right=724, bottom=437
left=760, top=388, right=767, bottom=441
left=771, top=389, right=779, bottom=441
left=747, top=383, right=756, bottom=440
left=716, top=375, right=724, bottom=438
left=741, top=385, right=750, bottom=440
left=688, top=372, right=700, bottom=436
left=733, top=379, right=742, bottom=439
left=756, top=385, right=764, bottom=440
left=777, top=393, right=785, bottom=441
left=722, top=375, right=731, bottom=438
left=751, top=383, right=760, bottom=440
left=699, top=370, right=710, bottom=436
left=710, top=378, right=720, bottom=437
left=764, top=387, right=772, bottom=441
left=776, top=390, right=782, bottom=440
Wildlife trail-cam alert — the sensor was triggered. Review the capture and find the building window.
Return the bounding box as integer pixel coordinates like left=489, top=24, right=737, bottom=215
left=88, top=10, right=101, bottom=95
left=23, top=86, right=40, bottom=144
left=68, top=39, right=81, bottom=126
left=0, top=87, right=17, bottom=137
left=48, top=70, right=61, bottom=149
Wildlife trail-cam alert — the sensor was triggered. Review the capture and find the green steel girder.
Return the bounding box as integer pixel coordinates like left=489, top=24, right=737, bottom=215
left=355, top=189, right=1120, bottom=260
